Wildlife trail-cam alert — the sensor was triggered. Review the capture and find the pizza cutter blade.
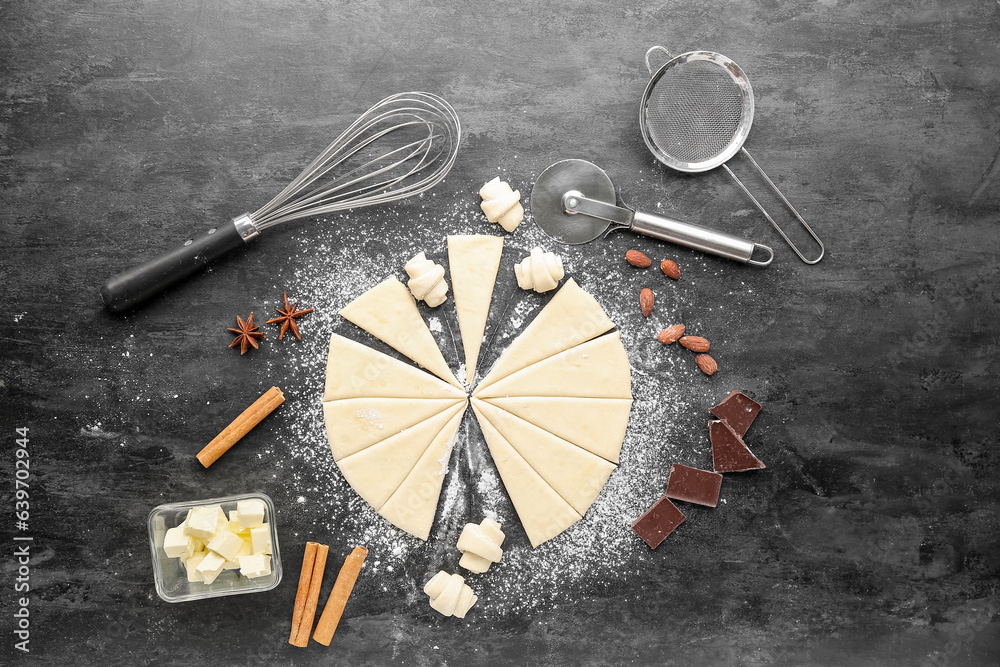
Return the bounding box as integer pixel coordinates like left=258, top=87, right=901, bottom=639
left=530, top=159, right=773, bottom=266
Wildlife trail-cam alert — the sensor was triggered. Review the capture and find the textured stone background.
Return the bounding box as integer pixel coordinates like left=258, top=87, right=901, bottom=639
left=1, top=1, right=998, bottom=665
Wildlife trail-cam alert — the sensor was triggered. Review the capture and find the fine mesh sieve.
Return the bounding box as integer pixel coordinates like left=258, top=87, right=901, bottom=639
left=640, top=46, right=824, bottom=264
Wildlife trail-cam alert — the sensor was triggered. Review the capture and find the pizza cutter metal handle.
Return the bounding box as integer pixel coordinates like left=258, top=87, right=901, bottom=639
left=563, top=192, right=773, bottom=266
left=631, top=210, right=773, bottom=266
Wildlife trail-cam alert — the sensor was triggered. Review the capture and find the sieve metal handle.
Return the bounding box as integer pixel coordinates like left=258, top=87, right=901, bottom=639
left=722, top=149, right=825, bottom=264
left=644, top=46, right=675, bottom=76
left=630, top=210, right=773, bottom=266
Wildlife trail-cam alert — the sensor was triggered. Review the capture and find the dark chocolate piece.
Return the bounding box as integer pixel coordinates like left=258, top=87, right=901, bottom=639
left=709, top=390, right=761, bottom=438
left=631, top=496, right=686, bottom=549
left=665, top=463, right=723, bottom=507
left=710, top=419, right=766, bottom=473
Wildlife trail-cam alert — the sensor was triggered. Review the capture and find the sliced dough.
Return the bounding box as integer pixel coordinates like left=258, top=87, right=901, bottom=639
left=323, top=333, right=464, bottom=401
left=475, top=331, right=631, bottom=400
left=335, top=402, right=466, bottom=511
left=471, top=402, right=582, bottom=548
left=472, top=399, right=616, bottom=515
left=481, top=396, right=632, bottom=464
left=378, top=402, right=468, bottom=540
left=447, top=235, right=504, bottom=385
left=339, top=277, right=461, bottom=388
left=476, top=278, right=615, bottom=392
left=323, top=397, right=463, bottom=461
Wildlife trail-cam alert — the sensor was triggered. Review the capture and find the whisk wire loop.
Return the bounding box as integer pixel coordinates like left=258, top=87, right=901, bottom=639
left=252, top=92, right=460, bottom=229
left=271, top=132, right=440, bottom=218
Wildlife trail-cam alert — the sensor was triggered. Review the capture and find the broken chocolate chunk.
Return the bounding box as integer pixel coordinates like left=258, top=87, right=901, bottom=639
left=710, top=419, right=766, bottom=473
left=631, top=496, right=686, bottom=549
left=665, top=463, right=723, bottom=507
left=709, top=390, right=761, bottom=437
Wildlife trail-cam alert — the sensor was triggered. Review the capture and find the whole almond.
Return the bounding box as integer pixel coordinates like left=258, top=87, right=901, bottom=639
left=626, top=250, right=652, bottom=268
left=660, top=258, right=680, bottom=279
left=657, top=324, right=685, bottom=345
left=679, top=335, right=710, bottom=352
left=695, top=353, right=718, bottom=375
left=639, top=288, right=654, bottom=317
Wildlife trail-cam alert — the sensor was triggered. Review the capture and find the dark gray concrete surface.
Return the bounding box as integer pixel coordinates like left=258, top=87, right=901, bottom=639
left=1, top=1, right=998, bottom=665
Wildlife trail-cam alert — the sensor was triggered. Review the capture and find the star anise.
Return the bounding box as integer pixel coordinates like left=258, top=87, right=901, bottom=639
left=266, top=291, right=314, bottom=341
left=227, top=312, right=266, bottom=354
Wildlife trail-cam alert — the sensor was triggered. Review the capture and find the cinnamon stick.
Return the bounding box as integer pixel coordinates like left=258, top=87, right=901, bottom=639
left=291, top=542, right=329, bottom=647
left=197, top=386, right=284, bottom=468
left=288, top=542, right=319, bottom=646
left=313, top=546, right=368, bottom=646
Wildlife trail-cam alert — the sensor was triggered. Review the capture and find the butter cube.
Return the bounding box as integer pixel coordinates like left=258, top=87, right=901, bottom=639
left=222, top=539, right=253, bottom=570
left=213, top=512, right=229, bottom=538
left=237, top=500, right=265, bottom=529
left=225, top=515, right=249, bottom=537
left=239, top=554, right=271, bottom=579
left=196, top=551, right=226, bottom=585
left=185, top=505, right=225, bottom=539
left=237, top=537, right=254, bottom=561
left=230, top=510, right=254, bottom=534
left=206, top=530, right=244, bottom=561
left=163, top=525, right=196, bottom=559
left=184, top=551, right=207, bottom=582
left=250, top=525, right=272, bottom=555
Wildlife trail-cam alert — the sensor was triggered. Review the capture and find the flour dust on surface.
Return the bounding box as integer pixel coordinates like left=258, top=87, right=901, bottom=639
left=257, top=188, right=756, bottom=620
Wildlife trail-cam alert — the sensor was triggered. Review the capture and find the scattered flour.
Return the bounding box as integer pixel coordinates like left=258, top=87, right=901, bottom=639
left=249, top=189, right=743, bottom=620
left=354, top=408, right=384, bottom=427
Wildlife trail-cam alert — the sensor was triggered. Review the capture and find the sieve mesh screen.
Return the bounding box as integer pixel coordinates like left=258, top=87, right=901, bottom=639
left=645, top=60, right=745, bottom=164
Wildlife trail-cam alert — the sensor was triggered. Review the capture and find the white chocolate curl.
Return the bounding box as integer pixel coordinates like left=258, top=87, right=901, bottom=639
left=479, top=176, right=524, bottom=232
left=423, top=571, right=478, bottom=618
left=514, top=247, right=565, bottom=293
left=457, top=517, right=504, bottom=573
left=404, top=252, right=448, bottom=307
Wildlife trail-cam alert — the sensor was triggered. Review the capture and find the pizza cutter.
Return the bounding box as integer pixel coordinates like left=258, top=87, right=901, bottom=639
left=530, top=159, right=773, bottom=266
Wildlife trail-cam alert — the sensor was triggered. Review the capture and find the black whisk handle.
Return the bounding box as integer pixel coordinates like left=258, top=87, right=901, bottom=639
left=100, top=215, right=258, bottom=313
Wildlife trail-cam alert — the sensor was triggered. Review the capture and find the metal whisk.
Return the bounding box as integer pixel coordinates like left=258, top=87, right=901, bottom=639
left=101, top=91, right=461, bottom=313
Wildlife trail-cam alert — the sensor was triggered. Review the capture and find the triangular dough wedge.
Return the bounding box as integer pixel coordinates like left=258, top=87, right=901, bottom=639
left=335, top=402, right=466, bottom=511
left=323, top=333, right=465, bottom=401
left=378, top=402, right=468, bottom=540
left=447, top=235, right=504, bottom=385
left=339, top=277, right=462, bottom=388
left=323, top=397, right=464, bottom=461
left=481, top=396, right=632, bottom=464
left=476, top=278, right=615, bottom=392
left=471, top=402, right=582, bottom=548
left=472, top=399, right=616, bottom=515
left=475, top=332, right=631, bottom=400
